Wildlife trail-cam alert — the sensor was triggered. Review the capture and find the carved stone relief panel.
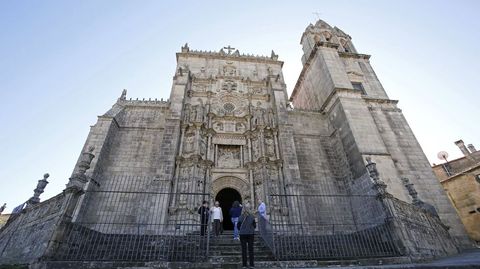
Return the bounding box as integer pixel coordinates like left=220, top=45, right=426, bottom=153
left=218, top=145, right=241, bottom=168
left=192, top=83, right=209, bottom=93
left=221, top=80, right=237, bottom=93
left=223, top=64, right=237, bottom=77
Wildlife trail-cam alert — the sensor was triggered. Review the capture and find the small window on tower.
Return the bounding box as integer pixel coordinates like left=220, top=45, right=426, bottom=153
left=351, top=82, right=366, bottom=95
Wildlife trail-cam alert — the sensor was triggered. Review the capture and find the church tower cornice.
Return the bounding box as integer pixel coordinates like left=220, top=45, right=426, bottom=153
left=176, top=43, right=284, bottom=66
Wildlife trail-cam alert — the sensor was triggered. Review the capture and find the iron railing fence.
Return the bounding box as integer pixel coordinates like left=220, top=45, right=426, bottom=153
left=53, top=175, right=212, bottom=262
left=258, top=194, right=401, bottom=260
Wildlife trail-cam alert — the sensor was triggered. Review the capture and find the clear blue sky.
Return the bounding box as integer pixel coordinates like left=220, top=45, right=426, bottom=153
left=1, top=0, right=479, bottom=213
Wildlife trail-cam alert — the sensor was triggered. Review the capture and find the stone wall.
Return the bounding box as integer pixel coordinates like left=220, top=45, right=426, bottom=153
left=100, top=105, right=168, bottom=176
left=367, top=100, right=470, bottom=246
left=0, top=194, right=66, bottom=265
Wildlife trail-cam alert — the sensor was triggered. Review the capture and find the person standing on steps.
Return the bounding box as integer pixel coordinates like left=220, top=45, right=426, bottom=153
left=238, top=204, right=256, bottom=268
left=197, top=200, right=210, bottom=236
left=211, top=201, right=223, bottom=236
left=229, top=200, right=242, bottom=240
left=257, top=199, right=266, bottom=220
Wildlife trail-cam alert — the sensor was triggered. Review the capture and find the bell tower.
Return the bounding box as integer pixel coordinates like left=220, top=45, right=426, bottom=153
left=290, top=19, right=470, bottom=246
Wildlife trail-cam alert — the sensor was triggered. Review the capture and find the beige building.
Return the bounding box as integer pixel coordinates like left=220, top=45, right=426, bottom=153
left=433, top=140, right=480, bottom=243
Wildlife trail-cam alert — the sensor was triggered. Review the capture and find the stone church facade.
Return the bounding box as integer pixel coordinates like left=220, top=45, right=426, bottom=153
left=0, top=20, right=471, bottom=266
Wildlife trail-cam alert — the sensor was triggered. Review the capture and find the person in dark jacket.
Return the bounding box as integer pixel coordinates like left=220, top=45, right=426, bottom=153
left=197, top=200, right=210, bottom=236
left=229, top=200, right=242, bottom=240
left=237, top=204, right=256, bottom=268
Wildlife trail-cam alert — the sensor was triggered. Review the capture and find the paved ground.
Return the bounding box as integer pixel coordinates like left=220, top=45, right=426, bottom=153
left=308, top=249, right=480, bottom=268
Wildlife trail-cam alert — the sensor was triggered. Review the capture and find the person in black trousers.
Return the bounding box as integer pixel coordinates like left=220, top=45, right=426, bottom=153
left=197, top=200, right=210, bottom=236
left=237, top=204, right=256, bottom=268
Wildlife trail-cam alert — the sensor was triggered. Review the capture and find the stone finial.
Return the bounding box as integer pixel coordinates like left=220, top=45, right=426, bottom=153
left=0, top=203, right=6, bottom=214
left=181, top=43, right=189, bottom=53
left=402, top=177, right=440, bottom=218
left=401, top=178, right=419, bottom=203
left=67, top=146, right=96, bottom=190
left=365, top=157, right=388, bottom=198
left=119, top=89, right=127, bottom=100
left=26, top=173, right=50, bottom=207
left=271, top=50, right=278, bottom=60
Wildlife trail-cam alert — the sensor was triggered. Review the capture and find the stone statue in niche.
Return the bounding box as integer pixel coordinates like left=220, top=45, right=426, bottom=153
left=184, top=134, right=195, bottom=153
left=184, top=104, right=191, bottom=123
left=265, top=137, right=275, bottom=157
left=190, top=105, right=197, bottom=122
left=196, top=104, right=204, bottom=122
left=252, top=107, right=265, bottom=127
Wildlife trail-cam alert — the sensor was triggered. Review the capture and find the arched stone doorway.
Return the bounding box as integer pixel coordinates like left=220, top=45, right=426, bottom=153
left=215, top=188, right=242, bottom=230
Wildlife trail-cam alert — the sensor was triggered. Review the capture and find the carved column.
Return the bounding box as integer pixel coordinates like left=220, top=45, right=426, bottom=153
left=194, top=124, right=201, bottom=155
left=170, top=159, right=182, bottom=209
left=179, top=125, right=187, bottom=155
left=273, top=130, right=280, bottom=160
left=240, top=145, right=244, bottom=167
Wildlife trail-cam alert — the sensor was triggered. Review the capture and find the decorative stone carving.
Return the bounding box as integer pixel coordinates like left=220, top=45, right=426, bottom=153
left=218, top=145, right=241, bottom=168
left=183, top=133, right=195, bottom=153
left=195, top=104, right=204, bottom=122
left=365, top=157, right=387, bottom=198
left=252, top=106, right=266, bottom=127
left=267, top=108, right=275, bottom=127
left=67, top=146, right=95, bottom=190
left=183, top=104, right=191, bottom=123
left=265, top=136, right=275, bottom=157
left=221, top=80, right=237, bottom=92
left=26, top=173, right=50, bottom=207
left=251, top=138, right=261, bottom=161
left=402, top=177, right=440, bottom=218
left=223, top=65, right=236, bottom=76
left=212, top=176, right=250, bottom=201
left=210, top=92, right=249, bottom=117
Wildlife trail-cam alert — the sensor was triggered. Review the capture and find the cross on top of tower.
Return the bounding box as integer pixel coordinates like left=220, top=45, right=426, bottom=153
left=223, top=45, right=235, bottom=54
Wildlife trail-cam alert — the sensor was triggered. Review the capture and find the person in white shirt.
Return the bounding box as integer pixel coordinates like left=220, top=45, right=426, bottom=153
left=257, top=199, right=266, bottom=220
left=211, top=201, right=223, bottom=236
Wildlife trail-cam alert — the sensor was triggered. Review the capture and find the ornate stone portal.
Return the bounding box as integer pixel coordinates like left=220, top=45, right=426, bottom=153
left=169, top=52, right=284, bottom=219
